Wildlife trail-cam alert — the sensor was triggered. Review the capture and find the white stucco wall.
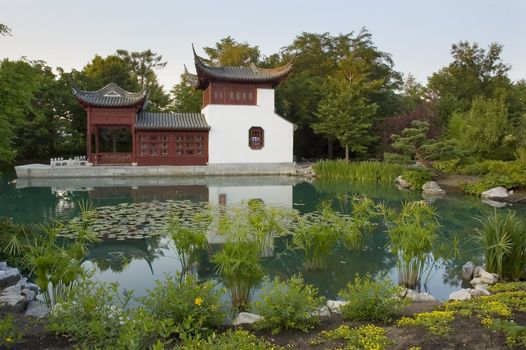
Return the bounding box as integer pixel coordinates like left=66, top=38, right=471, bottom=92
left=202, top=88, right=294, bottom=164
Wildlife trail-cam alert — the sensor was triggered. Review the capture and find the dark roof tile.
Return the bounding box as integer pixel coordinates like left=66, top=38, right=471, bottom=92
left=72, top=83, right=147, bottom=108
left=136, top=112, right=209, bottom=130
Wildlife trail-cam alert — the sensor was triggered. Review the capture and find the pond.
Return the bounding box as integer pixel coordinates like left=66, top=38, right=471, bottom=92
left=2, top=170, right=526, bottom=302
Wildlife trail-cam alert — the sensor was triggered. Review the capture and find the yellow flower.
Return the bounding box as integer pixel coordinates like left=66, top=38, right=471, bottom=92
left=5, top=337, right=13, bottom=343
left=194, top=297, right=203, bottom=306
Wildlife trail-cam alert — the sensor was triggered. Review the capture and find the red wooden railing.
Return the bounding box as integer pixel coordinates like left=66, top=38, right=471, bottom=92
left=91, top=153, right=133, bottom=165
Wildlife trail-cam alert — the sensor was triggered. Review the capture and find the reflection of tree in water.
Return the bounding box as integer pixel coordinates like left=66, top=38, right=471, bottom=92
left=83, top=237, right=164, bottom=273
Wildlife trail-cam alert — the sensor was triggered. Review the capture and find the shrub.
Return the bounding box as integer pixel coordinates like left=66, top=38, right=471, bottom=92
left=313, top=160, right=403, bottom=183
left=473, top=209, right=526, bottom=279
left=47, top=278, right=137, bottom=348
left=0, top=314, right=22, bottom=348
left=140, top=274, right=226, bottom=337
left=338, top=274, right=405, bottom=323
left=432, top=159, right=461, bottom=174
left=252, top=275, right=325, bottom=334
left=402, top=168, right=433, bottom=190
left=460, top=161, right=526, bottom=195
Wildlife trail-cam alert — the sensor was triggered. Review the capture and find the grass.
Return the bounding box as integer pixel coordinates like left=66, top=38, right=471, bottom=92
left=313, top=160, right=403, bottom=183
left=473, top=209, right=526, bottom=279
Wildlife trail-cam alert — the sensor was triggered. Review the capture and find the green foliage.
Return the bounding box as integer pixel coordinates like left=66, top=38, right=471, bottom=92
left=473, top=209, right=526, bottom=279
left=0, top=24, right=12, bottom=36
left=383, top=152, right=412, bottom=164
left=252, top=275, right=325, bottom=334
left=433, top=158, right=460, bottom=174
left=338, top=274, right=405, bottom=323
left=397, top=310, right=455, bottom=336
left=489, top=282, right=526, bottom=293
left=47, top=278, right=136, bottom=348
left=0, top=217, right=31, bottom=270
left=0, top=314, right=22, bottom=347
left=170, top=73, right=202, bottom=113
left=486, top=319, right=526, bottom=347
left=203, top=36, right=261, bottom=66
left=460, top=160, right=526, bottom=195
left=454, top=97, right=517, bottom=160
left=25, top=207, right=98, bottom=307
left=292, top=202, right=342, bottom=269
left=313, top=324, right=389, bottom=350
left=428, top=41, right=511, bottom=121
left=180, top=329, right=283, bottom=350
left=379, top=201, right=438, bottom=289
left=212, top=203, right=293, bottom=310
left=313, top=77, right=378, bottom=160
left=168, top=209, right=210, bottom=275
left=313, top=160, right=403, bottom=183
left=139, top=274, right=226, bottom=337
left=402, top=168, right=433, bottom=190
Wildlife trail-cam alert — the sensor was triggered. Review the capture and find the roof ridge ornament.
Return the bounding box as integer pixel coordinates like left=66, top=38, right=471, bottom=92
left=104, top=90, right=122, bottom=97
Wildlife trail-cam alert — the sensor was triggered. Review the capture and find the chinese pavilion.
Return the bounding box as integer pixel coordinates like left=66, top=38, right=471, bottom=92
left=73, top=46, right=294, bottom=166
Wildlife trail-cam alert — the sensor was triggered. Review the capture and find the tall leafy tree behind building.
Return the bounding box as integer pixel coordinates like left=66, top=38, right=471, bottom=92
left=203, top=36, right=260, bottom=66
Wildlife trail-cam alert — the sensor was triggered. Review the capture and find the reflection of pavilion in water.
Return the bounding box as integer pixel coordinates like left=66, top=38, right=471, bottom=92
left=87, top=185, right=209, bottom=203
left=82, top=238, right=162, bottom=274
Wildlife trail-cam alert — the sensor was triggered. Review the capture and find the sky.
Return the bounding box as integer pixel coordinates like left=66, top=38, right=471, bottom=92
left=2, top=0, right=525, bottom=90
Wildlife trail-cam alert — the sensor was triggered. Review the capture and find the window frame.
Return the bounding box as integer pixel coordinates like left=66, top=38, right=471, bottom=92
left=248, top=127, right=264, bottom=150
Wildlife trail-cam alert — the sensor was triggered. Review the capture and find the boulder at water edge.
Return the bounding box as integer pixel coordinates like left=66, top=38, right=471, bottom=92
left=401, top=289, right=437, bottom=302
left=449, top=289, right=472, bottom=301
left=473, top=266, right=498, bottom=285
left=481, top=187, right=509, bottom=199
left=462, top=261, right=475, bottom=280
left=232, top=312, right=263, bottom=326
left=396, top=176, right=411, bottom=189
left=326, top=300, right=348, bottom=313
left=422, top=181, right=445, bottom=195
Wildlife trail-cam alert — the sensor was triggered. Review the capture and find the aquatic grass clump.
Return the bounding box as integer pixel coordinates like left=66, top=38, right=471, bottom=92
left=473, top=209, right=526, bottom=279
left=379, top=201, right=438, bottom=290
left=313, top=160, right=403, bottom=183
left=212, top=202, right=295, bottom=311
left=168, top=208, right=211, bottom=277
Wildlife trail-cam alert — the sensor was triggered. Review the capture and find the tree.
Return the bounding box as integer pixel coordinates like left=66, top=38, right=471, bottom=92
left=0, top=60, right=40, bottom=162
left=313, top=77, right=378, bottom=161
left=170, top=73, right=202, bottom=113
left=428, top=41, right=512, bottom=121
left=116, top=50, right=170, bottom=111
left=203, top=36, right=260, bottom=66
left=0, top=24, right=11, bottom=36
left=390, top=120, right=456, bottom=166
left=451, top=97, right=516, bottom=160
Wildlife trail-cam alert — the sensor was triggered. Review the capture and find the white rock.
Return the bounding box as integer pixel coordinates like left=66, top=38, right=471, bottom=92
left=462, top=261, right=475, bottom=280
left=481, top=187, right=509, bottom=199
left=0, top=293, right=26, bottom=311
left=468, top=288, right=490, bottom=297
left=232, top=312, right=263, bottom=326
left=326, top=300, right=348, bottom=313
left=0, top=267, right=21, bottom=288
left=449, top=289, right=472, bottom=301
left=422, top=181, right=445, bottom=195
left=474, top=267, right=498, bottom=284
left=402, top=289, right=437, bottom=302
left=470, top=277, right=483, bottom=286
left=25, top=301, right=50, bottom=319
left=312, top=306, right=331, bottom=317
left=396, top=176, right=411, bottom=189
left=474, top=284, right=490, bottom=292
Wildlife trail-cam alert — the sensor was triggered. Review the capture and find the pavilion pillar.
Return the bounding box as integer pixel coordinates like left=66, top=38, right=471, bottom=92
left=87, top=107, right=92, bottom=162
left=95, top=126, right=100, bottom=154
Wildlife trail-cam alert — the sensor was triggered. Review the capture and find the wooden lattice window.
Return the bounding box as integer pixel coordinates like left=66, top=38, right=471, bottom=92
left=249, top=127, right=264, bottom=150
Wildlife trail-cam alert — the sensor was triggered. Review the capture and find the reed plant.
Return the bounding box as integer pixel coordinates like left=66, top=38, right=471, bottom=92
left=473, top=209, right=526, bottom=279
left=22, top=203, right=98, bottom=308
left=212, top=202, right=294, bottom=311
left=379, top=201, right=438, bottom=290
left=168, top=209, right=210, bottom=277
left=313, top=160, right=404, bottom=183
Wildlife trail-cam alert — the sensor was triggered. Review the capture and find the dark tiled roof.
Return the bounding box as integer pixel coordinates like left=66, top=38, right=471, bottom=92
left=192, top=45, right=294, bottom=90
left=72, top=83, right=147, bottom=108
left=184, top=65, right=199, bottom=89
left=136, top=112, right=209, bottom=130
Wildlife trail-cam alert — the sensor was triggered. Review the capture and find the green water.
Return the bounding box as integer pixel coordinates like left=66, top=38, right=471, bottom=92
left=2, top=170, right=526, bottom=301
